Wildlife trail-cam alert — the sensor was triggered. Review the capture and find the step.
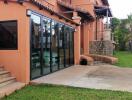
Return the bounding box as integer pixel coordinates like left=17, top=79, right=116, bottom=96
left=94, top=61, right=103, bottom=64
left=0, top=65, right=4, bottom=71
left=0, top=77, right=16, bottom=88
left=0, top=82, right=26, bottom=99
left=0, top=71, right=10, bottom=80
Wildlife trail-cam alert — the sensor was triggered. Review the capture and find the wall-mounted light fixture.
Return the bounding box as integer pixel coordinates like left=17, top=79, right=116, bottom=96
left=74, top=29, right=77, bottom=32
left=26, top=10, right=32, bottom=17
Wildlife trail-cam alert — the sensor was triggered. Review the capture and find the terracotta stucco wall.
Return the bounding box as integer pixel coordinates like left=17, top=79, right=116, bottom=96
left=71, top=0, right=95, bottom=17
left=89, top=22, right=95, bottom=41
left=0, top=2, right=30, bottom=83
left=82, top=23, right=90, bottom=54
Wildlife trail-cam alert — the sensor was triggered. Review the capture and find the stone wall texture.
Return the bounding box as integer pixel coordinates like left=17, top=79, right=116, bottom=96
left=90, top=41, right=114, bottom=56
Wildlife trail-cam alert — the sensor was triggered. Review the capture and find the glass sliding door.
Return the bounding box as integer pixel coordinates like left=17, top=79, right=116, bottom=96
left=51, top=21, right=59, bottom=72
left=65, top=26, right=70, bottom=67
left=69, top=28, right=74, bottom=65
left=30, top=14, right=42, bottom=79
left=41, top=17, right=51, bottom=75
left=30, top=10, right=75, bottom=80
left=58, top=24, right=65, bottom=69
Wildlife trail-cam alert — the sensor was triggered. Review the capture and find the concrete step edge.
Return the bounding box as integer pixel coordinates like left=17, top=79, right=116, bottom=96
left=0, top=77, right=16, bottom=84
left=0, top=71, right=10, bottom=75
left=0, top=82, right=26, bottom=99
left=0, top=65, right=4, bottom=68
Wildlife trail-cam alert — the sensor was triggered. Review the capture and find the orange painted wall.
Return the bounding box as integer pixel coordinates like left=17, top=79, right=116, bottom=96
left=0, top=2, right=30, bottom=83
left=82, top=23, right=90, bottom=55
left=71, top=0, right=95, bottom=17
left=74, top=26, right=81, bottom=64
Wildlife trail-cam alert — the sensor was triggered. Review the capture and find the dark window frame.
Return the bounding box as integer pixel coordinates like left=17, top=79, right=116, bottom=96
left=0, top=20, right=18, bottom=50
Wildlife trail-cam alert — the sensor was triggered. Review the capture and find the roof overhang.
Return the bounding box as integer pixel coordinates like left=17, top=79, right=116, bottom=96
left=57, top=1, right=94, bottom=21
left=30, top=0, right=80, bottom=26
left=0, top=0, right=80, bottom=26
left=94, top=6, right=112, bottom=17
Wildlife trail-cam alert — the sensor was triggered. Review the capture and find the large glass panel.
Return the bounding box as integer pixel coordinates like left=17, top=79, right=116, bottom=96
left=65, top=26, right=70, bottom=67
left=31, top=14, right=41, bottom=79
left=58, top=24, right=65, bottom=69
left=42, top=17, right=51, bottom=75
left=69, top=28, right=74, bottom=65
left=51, top=21, right=59, bottom=72
left=0, top=20, right=18, bottom=49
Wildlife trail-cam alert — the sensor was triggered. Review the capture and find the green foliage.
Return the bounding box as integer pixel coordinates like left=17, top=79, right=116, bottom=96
left=111, top=18, right=120, bottom=32
left=3, top=84, right=132, bottom=100
left=112, top=14, right=132, bottom=51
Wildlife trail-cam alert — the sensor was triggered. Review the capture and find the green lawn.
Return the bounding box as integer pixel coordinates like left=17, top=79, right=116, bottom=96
left=114, top=51, right=132, bottom=68
left=2, top=84, right=132, bottom=100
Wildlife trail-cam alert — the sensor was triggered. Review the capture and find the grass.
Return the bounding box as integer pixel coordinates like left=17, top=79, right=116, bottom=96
left=2, top=84, right=132, bottom=100
left=114, top=51, right=132, bottom=68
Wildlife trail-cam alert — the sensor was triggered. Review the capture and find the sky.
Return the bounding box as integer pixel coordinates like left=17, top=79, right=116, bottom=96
left=109, top=0, right=132, bottom=19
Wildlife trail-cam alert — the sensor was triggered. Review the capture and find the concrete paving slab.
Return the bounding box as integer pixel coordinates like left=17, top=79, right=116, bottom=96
left=31, top=64, right=132, bottom=92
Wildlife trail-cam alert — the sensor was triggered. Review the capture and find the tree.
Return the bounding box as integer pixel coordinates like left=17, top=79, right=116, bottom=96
left=111, top=17, right=120, bottom=33
left=112, top=18, right=129, bottom=51
left=111, top=14, right=132, bottom=51
left=126, top=14, right=132, bottom=52
left=127, top=14, right=132, bottom=33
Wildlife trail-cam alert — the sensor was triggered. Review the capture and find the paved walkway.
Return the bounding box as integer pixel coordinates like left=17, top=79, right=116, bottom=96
left=31, top=64, right=132, bottom=92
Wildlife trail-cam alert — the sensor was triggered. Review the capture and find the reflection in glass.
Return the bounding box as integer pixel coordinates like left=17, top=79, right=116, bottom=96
left=65, top=26, right=70, bottom=67
left=30, top=12, right=75, bottom=79
left=69, top=28, right=74, bottom=65
left=58, top=24, right=65, bottom=69
left=42, top=17, right=51, bottom=75
left=31, top=14, right=41, bottom=79
left=0, top=20, right=18, bottom=49
left=51, top=21, right=59, bottom=71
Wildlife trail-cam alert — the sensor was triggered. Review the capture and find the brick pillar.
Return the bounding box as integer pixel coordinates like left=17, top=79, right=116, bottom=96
left=72, top=11, right=81, bottom=64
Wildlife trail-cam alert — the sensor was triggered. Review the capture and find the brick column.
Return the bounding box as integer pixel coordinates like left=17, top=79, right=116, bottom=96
left=72, top=12, right=81, bottom=64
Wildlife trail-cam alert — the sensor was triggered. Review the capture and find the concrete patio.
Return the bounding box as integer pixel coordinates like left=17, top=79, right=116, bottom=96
left=31, top=64, right=132, bottom=92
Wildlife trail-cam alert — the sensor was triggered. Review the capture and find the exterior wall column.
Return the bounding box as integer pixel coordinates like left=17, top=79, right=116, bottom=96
left=83, top=22, right=90, bottom=55
left=72, top=11, right=81, bottom=64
